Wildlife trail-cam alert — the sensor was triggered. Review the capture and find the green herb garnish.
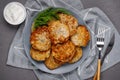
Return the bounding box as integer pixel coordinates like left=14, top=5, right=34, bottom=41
left=33, top=7, right=71, bottom=29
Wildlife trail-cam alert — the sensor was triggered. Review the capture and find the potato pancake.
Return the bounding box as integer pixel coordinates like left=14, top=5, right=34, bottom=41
left=45, top=54, right=64, bottom=70
left=71, top=25, right=90, bottom=47
left=69, top=47, right=82, bottom=63
left=30, top=27, right=51, bottom=51
left=30, top=47, right=50, bottom=61
left=48, top=20, right=70, bottom=44
left=58, top=13, right=78, bottom=36
left=52, top=41, right=76, bottom=62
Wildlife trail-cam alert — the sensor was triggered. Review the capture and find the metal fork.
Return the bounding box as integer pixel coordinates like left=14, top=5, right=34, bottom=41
left=93, top=27, right=105, bottom=80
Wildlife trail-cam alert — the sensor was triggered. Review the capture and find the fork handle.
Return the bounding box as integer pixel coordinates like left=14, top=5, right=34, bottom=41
left=93, top=50, right=101, bottom=80
left=93, top=59, right=101, bottom=80
left=97, top=59, right=101, bottom=80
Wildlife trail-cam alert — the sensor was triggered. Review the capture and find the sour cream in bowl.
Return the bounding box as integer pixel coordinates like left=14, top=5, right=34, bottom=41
left=3, top=2, right=26, bottom=25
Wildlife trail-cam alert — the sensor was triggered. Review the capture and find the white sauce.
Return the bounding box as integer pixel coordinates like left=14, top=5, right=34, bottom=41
left=4, top=2, right=26, bottom=25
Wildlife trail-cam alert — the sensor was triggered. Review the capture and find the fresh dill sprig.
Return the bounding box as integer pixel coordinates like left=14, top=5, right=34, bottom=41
left=34, top=7, right=71, bottom=29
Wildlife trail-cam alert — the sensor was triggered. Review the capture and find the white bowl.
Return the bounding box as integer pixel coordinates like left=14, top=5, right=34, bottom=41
left=3, top=2, right=26, bottom=25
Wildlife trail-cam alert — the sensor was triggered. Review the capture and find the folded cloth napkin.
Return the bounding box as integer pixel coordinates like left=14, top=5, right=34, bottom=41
left=7, top=0, right=120, bottom=80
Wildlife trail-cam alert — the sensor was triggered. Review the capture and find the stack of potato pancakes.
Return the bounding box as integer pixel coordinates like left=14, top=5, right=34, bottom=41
left=30, top=11, right=90, bottom=70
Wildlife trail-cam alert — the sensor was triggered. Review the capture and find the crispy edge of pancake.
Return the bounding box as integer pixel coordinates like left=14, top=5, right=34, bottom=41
left=69, top=47, right=82, bottom=63
left=30, top=47, right=50, bottom=61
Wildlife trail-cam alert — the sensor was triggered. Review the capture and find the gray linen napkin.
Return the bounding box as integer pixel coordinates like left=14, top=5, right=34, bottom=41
left=7, top=0, right=120, bottom=80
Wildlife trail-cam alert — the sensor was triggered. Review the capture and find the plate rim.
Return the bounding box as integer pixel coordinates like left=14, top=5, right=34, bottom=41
left=23, top=7, right=91, bottom=74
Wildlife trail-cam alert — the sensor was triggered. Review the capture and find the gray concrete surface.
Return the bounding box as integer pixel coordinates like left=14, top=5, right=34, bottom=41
left=0, top=0, right=120, bottom=80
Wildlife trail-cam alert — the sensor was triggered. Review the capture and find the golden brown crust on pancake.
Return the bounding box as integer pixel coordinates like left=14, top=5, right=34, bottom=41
left=58, top=13, right=78, bottom=36
left=71, top=25, right=90, bottom=47
left=30, top=27, right=51, bottom=51
left=52, top=41, right=76, bottom=62
left=48, top=20, right=70, bottom=44
left=69, top=47, right=82, bottom=63
left=30, top=47, right=50, bottom=61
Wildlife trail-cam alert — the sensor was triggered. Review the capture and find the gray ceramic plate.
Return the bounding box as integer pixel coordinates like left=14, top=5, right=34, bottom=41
left=23, top=8, right=91, bottom=74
